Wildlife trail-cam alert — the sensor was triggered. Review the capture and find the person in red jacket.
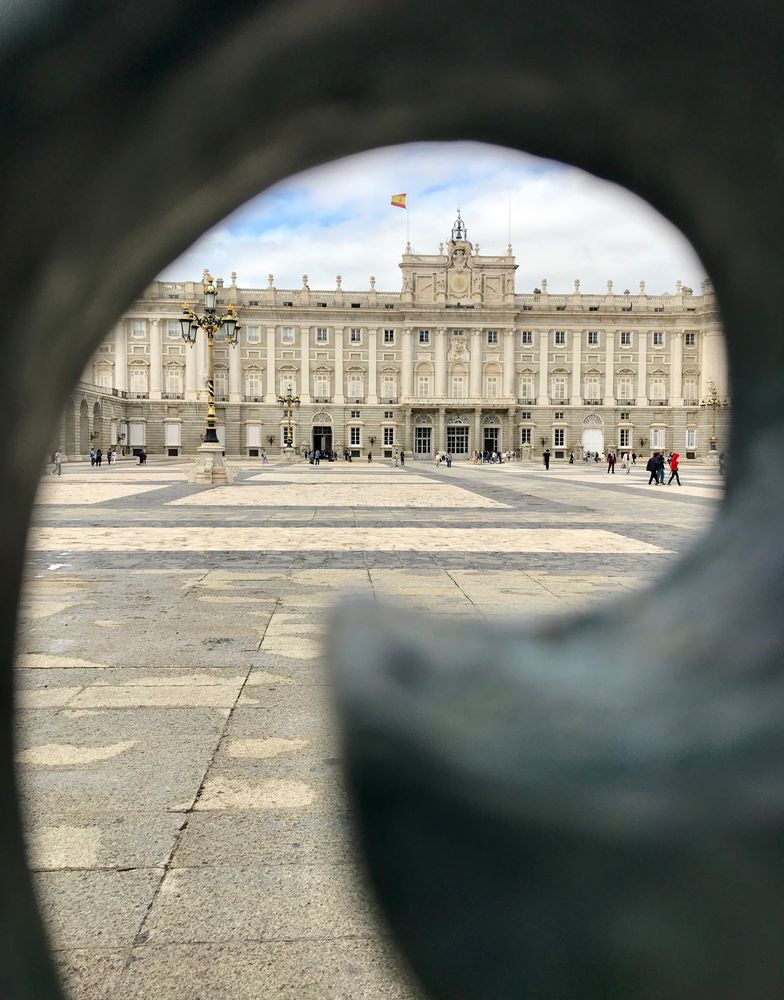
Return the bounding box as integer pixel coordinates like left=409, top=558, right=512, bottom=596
left=667, top=451, right=681, bottom=485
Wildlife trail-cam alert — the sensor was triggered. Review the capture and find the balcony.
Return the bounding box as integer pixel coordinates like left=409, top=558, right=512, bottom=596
left=312, top=395, right=332, bottom=403
left=129, top=392, right=149, bottom=399
left=683, top=398, right=698, bottom=406
left=380, top=396, right=399, bottom=404
left=518, top=398, right=536, bottom=405
left=651, top=399, right=669, bottom=406
left=244, top=395, right=264, bottom=402
left=617, top=398, right=635, bottom=406
left=346, top=396, right=365, bottom=404
left=583, top=398, right=602, bottom=406
left=161, top=392, right=184, bottom=400
left=215, top=394, right=228, bottom=402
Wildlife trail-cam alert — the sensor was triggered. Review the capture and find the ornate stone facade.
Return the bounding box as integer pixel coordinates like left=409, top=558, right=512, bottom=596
left=60, top=215, right=729, bottom=461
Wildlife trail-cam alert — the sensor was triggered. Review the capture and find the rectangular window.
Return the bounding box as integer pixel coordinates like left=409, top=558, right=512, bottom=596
left=281, top=326, right=294, bottom=344
left=520, top=330, right=533, bottom=345
left=554, top=428, right=565, bottom=447
left=583, top=377, right=601, bottom=401
left=617, top=377, right=634, bottom=400
left=419, top=329, right=430, bottom=344
left=247, top=424, right=261, bottom=448
left=316, top=327, right=328, bottom=343
left=551, top=377, right=567, bottom=400
left=164, top=422, right=181, bottom=447
left=520, top=411, right=531, bottom=420
left=649, top=377, right=666, bottom=400
left=313, top=376, right=330, bottom=401
left=620, top=411, right=630, bottom=421
left=246, top=325, right=261, bottom=343
left=381, top=377, right=397, bottom=401
left=686, top=428, right=697, bottom=449
left=685, top=332, right=696, bottom=346
left=128, top=421, right=145, bottom=446
left=94, top=370, right=112, bottom=389
left=651, top=428, right=665, bottom=449
left=417, top=375, right=431, bottom=398
left=683, top=377, right=698, bottom=403
left=245, top=371, right=262, bottom=398
left=520, top=427, right=532, bottom=445
left=519, top=377, right=535, bottom=402
left=129, top=368, right=148, bottom=394
left=487, top=330, right=498, bottom=345
left=350, top=427, right=361, bottom=446
left=554, top=411, right=564, bottom=420
left=619, top=428, right=630, bottom=448
left=279, top=375, right=296, bottom=396
left=164, top=367, right=183, bottom=395
left=485, top=376, right=499, bottom=398
left=166, top=321, right=180, bottom=339
left=131, top=320, right=145, bottom=338
left=652, top=331, right=665, bottom=347
left=587, top=330, right=599, bottom=346
left=350, top=328, right=362, bottom=343
left=654, top=306, right=664, bottom=313
left=384, top=410, right=394, bottom=419
left=451, top=375, right=466, bottom=398
left=383, top=427, right=395, bottom=445
left=554, top=330, right=566, bottom=346
left=384, top=329, right=395, bottom=344
left=350, top=410, right=361, bottom=418
left=620, top=331, right=632, bottom=346
left=452, top=329, right=463, bottom=337
left=347, top=377, right=364, bottom=402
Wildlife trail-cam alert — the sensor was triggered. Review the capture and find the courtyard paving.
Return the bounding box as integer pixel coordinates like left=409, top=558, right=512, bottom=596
left=16, top=456, right=722, bottom=998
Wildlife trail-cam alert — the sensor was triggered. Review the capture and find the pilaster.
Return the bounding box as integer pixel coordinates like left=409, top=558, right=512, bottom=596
left=114, top=322, right=128, bottom=393
left=603, top=329, right=615, bottom=406
left=368, top=327, right=378, bottom=403
left=636, top=330, right=648, bottom=406
left=264, top=326, right=276, bottom=402
left=334, top=328, right=345, bottom=403
left=670, top=330, right=683, bottom=406
left=149, top=318, right=162, bottom=399
left=537, top=329, right=549, bottom=404
left=503, top=329, right=515, bottom=398
left=469, top=329, right=482, bottom=397
left=570, top=329, right=582, bottom=405
left=435, top=328, right=447, bottom=397
left=401, top=328, right=413, bottom=397
left=300, top=325, right=311, bottom=402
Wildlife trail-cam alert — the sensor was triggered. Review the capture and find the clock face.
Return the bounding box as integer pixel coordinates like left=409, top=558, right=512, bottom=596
left=450, top=273, right=469, bottom=295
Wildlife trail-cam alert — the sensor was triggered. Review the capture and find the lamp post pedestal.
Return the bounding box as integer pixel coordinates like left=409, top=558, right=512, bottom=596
left=188, top=440, right=234, bottom=484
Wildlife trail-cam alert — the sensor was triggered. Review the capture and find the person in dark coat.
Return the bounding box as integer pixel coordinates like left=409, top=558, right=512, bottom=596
left=543, top=449, right=551, bottom=471
left=647, top=453, right=659, bottom=485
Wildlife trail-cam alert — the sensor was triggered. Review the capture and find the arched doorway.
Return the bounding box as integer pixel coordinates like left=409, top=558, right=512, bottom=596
left=311, top=411, right=333, bottom=454
left=413, top=414, right=433, bottom=458
left=581, top=413, right=604, bottom=457
left=79, top=399, right=89, bottom=456
left=482, top=413, right=501, bottom=454
left=446, top=413, right=470, bottom=457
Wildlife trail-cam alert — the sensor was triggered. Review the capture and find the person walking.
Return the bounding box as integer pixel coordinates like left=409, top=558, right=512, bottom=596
left=260, top=447, right=268, bottom=465
left=446, top=453, right=452, bottom=468
left=95, top=448, right=102, bottom=467
left=394, top=450, right=399, bottom=467
left=314, top=448, right=320, bottom=466
left=543, top=448, right=551, bottom=471
left=607, top=450, right=616, bottom=474
left=399, top=450, right=405, bottom=467
left=53, top=449, right=63, bottom=475
left=631, top=451, right=637, bottom=465
left=646, top=453, right=659, bottom=485
left=367, top=451, right=372, bottom=463
left=667, top=451, right=681, bottom=485
left=622, top=452, right=631, bottom=475
left=658, top=453, right=666, bottom=484
left=569, top=450, right=574, bottom=464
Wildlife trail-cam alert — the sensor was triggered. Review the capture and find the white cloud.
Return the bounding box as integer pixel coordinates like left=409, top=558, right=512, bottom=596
left=158, top=142, right=706, bottom=296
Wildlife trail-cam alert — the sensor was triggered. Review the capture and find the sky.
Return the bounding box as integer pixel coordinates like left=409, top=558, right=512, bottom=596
left=159, top=142, right=707, bottom=296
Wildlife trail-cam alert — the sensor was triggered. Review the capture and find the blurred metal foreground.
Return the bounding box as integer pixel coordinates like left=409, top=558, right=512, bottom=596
left=1, top=0, right=783, bottom=996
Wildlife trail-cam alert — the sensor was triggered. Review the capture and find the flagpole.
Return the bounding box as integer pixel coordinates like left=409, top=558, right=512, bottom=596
left=406, top=203, right=410, bottom=247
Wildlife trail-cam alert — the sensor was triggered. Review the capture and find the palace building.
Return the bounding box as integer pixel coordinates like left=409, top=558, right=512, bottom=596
left=62, top=213, right=729, bottom=461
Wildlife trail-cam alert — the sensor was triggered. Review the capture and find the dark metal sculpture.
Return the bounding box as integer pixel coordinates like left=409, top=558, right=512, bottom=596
left=0, top=1, right=780, bottom=996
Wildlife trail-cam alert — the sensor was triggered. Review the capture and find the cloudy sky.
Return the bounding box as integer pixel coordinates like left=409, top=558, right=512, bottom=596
left=159, top=142, right=707, bottom=296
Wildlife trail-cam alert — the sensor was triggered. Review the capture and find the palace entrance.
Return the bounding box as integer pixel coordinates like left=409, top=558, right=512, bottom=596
left=446, top=415, right=470, bottom=457
left=414, top=426, right=432, bottom=458
left=312, top=425, right=332, bottom=453
left=483, top=427, right=499, bottom=454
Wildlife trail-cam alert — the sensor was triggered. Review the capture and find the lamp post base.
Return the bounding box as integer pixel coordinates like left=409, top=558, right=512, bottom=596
left=188, top=441, right=233, bottom=484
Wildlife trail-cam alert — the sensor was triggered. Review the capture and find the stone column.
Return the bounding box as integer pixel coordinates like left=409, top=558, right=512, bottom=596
left=403, top=407, right=412, bottom=454
left=185, top=339, right=197, bottom=400
left=469, top=329, right=482, bottom=397
left=114, top=322, right=128, bottom=393
left=264, top=326, right=276, bottom=402
left=570, top=330, right=582, bottom=404
left=300, top=325, right=311, bottom=402
left=701, top=327, right=727, bottom=399
left=636, top=329, right=648, bottom=406
left=603, top=330, right=615, bottom=406
left=149, top=318, right=162, bottom=399
left=537, top=329, right=549, bottom=404
left=437, top=406, right=446, bottom=452
left=228, top=341, right=241, bottom=403
left=473, top=406, right=482, bottom=454
left=503, top=329, right=515, bottom=398
left=435, top=327, right=447, bottom=397
left=368, top=327, right=379, bottom=403
left=401, top=328, right=413, bottom=398
left=670, top=330, right=683, bottom=406
left=196, top=330, right=207, bottom=400
left=334, top=328, right=345, bottom=403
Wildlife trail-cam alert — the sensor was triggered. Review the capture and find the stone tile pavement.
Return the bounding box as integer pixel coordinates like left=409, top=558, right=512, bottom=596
left=17, top=457, right=722, bottom=998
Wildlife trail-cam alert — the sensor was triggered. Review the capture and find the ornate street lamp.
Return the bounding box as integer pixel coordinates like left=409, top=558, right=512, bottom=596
left=700, top=379, right=728, bottom=450
left=277, top=389, right=301, bottom=448
left=180, top=274, right=240, bottom=444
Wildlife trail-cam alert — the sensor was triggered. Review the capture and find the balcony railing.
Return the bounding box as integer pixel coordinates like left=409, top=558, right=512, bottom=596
left=617, top=398, right=635, bottom=406
left=161, top=392, right=184, bottom=399
left=347, top=395, right=365, bottom=404
left=380, top=395, right=399, bottom=404
left=244, top=395, right=264, bottom=402
left=215, top=394, right=228, bottom=402
left=683, top=398, right=698, bottom=406
left=313, top=395, right=332, bottom=403
left=518, top=398, right=536, bottom=405
left=129, top=392, right=149, bottom=399
left=651, top=399, right=669, bottom=406
left=583, top=398, right=602, bottom=406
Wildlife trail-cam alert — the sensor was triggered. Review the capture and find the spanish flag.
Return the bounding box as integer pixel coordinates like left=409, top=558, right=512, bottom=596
left=390, top=193, right=407, bottom=209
